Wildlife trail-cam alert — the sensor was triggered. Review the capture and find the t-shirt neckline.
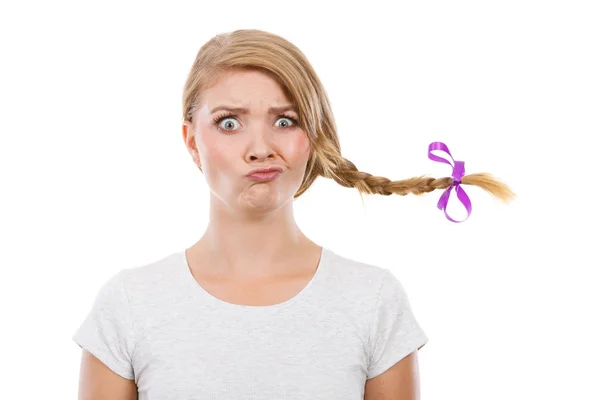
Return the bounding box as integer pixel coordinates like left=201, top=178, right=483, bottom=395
left=178, top=245, right=331, bottom=324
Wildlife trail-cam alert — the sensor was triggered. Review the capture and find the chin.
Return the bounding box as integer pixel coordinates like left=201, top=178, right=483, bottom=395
left=236, top=190, right=291, bottom=213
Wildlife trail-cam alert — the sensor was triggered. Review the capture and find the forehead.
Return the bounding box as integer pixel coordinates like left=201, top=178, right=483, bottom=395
left=200, top=69, right=293, bottom=107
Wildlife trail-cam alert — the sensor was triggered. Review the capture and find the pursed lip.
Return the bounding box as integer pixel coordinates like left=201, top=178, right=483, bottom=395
left=245, top=166, right=284, bottom=176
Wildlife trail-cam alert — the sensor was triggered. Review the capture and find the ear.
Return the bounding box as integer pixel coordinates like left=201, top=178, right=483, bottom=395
left=182, top=122, right=202, bottom=171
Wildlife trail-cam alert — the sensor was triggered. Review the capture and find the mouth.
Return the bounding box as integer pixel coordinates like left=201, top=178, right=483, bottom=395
left=245, top=166, right=284, bottom=182
left=245, top=170, right=283, bottom=182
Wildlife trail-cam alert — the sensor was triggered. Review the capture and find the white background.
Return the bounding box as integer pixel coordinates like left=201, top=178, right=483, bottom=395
left=1, top=0, right=598, bottom=398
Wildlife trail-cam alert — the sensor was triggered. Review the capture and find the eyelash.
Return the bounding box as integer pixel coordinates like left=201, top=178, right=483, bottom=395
left=212, top=112, right=299, bottom=133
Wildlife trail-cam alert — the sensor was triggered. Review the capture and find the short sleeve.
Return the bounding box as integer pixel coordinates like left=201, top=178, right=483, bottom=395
left=366, top=269, right=429, bottom=379
left=72, top=270, right=135, bottom=380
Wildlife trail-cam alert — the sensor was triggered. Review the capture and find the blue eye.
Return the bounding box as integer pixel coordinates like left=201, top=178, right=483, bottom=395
left=274, top=116, right=298, bottom=128
left=213, top=114, right=240, bottom=131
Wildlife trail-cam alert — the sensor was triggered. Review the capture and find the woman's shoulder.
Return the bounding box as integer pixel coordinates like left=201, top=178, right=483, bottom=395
left=323, top=247, right=392, bottom=291
left=117, top=250, right=186, bottom=301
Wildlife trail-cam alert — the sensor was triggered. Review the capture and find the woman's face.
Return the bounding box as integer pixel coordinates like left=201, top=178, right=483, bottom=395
left=182, top=69, right=312, bottom=214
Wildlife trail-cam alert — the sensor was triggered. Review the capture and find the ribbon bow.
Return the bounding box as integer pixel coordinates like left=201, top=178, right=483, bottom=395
left=427, top=142, right=472, bottom=223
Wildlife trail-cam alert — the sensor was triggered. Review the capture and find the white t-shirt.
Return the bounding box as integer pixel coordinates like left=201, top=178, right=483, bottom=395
left=72, top=246, right=428, bottom=399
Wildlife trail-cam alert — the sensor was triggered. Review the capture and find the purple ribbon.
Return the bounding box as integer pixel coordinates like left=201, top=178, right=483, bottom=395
left=427, top=142, right=472, bottom=223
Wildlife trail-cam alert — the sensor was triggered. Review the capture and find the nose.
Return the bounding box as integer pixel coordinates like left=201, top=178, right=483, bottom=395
left=245, top=128, right=277, bottom=162
left=248, top=152, right=276, bottom=162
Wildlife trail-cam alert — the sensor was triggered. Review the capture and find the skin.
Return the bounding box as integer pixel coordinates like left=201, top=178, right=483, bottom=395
left=364, top=350, right=422, bottom=400
left=77, top=350, right=138, bottom=399
left=181, top=68, right=321, bottom=280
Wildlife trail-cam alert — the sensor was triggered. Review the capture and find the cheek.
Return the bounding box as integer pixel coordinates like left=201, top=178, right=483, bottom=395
left=197, top=133, right=233, bottom=170
left=283, top=132, right=312, bottom=162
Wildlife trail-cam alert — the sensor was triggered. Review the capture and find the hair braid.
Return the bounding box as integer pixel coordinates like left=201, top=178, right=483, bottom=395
left=331, top=153, right=515, bottom=202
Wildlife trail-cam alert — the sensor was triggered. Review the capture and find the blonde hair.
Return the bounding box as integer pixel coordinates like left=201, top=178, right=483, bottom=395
left=182, top=29, right=515, bottom=214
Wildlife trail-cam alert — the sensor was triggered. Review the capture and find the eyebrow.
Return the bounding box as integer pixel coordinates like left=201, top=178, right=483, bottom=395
left=210, top=104, right=299, bottom=115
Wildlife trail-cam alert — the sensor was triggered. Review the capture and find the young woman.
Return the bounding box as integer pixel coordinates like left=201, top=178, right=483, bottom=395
left=73, top=29, right=514, bottom=399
